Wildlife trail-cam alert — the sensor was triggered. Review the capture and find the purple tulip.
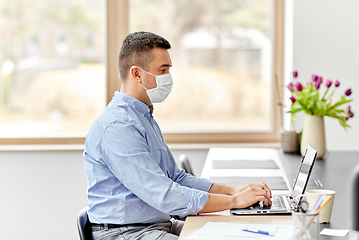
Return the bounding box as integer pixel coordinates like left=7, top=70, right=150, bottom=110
left=345, top=88, right=352, bottom=96
left=292, top=71, right=298, bottom=78
left=347, top=105, right=354, bottom=118
left=312, top=74, right=318, bottom=82
left=315, top=81, right=322, bottom=90
left=290, top=96, right=296, bottom=103
left=295, top=82, right=303, bottom=91
left=317, top=76, right=323, bottom=84
left=325, top=80, right=332, bottom=88
left=335, top=80, right=340, bottom=87
left=288, top=83, right=294, bottom=92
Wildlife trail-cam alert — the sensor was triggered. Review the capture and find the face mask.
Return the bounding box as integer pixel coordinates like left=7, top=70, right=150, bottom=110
left=138, top=67, right=173, bottom=103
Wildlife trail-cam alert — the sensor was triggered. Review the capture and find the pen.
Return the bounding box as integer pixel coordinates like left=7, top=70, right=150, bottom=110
left=242, top=228, right=274, bottom=236
left=314, top=196, right=331, bottom=215
left=308, top=194, right=327, bottom=214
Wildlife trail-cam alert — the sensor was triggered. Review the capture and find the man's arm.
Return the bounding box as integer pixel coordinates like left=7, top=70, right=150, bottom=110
left=208, top=183, right=238, bottom=195
left=164, top=140, right=273, bottom=214
left=209, top=182, right=272, bottom=196
left=199, top=182, right=272, bottom=213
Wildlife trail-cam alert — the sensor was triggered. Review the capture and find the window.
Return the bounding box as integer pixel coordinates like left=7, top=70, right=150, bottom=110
left=0, top=0, right=106, bottom=141
left=128, top=0, right=283, bottom=143
left=0, top=0, right=283, bottom=145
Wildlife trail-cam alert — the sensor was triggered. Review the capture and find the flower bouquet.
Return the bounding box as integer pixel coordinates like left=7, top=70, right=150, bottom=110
left=287, top=71, right=354, bottom=129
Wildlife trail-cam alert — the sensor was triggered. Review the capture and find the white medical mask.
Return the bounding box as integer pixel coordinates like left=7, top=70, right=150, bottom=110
left=139, top=67, right=173, bottom=103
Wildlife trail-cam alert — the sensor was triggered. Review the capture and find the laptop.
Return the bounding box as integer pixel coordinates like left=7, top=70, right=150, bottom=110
left=231, top=143, right=317, bottom=215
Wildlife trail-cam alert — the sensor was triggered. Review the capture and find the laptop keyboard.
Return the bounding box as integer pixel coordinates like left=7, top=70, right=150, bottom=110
left=254, top=195, right=296, bottom=210
left=272, top=196, right=286, bottom=209
left=269, top=195, right=297, bottom=210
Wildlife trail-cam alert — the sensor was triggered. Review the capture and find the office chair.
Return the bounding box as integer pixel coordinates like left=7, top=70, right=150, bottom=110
left=77, top=206, right=93, bottom=240
left=179, top=154, right=195, bottom=176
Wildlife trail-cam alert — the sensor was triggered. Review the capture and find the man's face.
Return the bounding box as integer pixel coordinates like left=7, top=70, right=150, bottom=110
left=142, top=47, right=172, bottom=90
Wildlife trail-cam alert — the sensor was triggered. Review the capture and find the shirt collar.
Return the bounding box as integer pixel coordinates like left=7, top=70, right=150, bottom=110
left=113, top=91, right=153, bottom=117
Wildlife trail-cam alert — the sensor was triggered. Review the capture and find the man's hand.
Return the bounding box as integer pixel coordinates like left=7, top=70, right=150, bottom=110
left=199, top=182, right=272, bottom=213
left=232, top=182, right=272, bottom=208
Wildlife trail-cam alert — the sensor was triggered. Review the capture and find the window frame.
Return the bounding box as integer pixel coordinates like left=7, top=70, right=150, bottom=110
left=0, top=0, right=284, bottom=145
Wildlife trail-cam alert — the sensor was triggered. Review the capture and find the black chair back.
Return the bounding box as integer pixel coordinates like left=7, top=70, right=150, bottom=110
left=77, top=207, right=93, bottom=240
left=179, top=154, right=195, bottom=176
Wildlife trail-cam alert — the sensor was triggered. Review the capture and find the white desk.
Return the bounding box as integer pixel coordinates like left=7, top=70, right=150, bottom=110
left=201, top=147, right=292, bottom=195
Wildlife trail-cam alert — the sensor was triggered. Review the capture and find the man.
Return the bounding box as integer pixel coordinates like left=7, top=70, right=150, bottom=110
left=83, top=31, right=272, bottom=240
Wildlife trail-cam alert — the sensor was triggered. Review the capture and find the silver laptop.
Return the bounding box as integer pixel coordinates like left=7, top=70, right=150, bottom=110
left=231, top=143, right=317, bottom=215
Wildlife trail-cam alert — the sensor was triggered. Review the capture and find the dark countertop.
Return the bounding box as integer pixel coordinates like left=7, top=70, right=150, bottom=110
left=278, top=150, right=359, bottom=239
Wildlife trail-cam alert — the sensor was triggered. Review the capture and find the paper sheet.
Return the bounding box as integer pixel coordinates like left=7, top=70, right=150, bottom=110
left=320, top=228, right=350, bottom=237
left=212, top=159, right=279, bottom=169
left=184, top=222, right=293, bottom=240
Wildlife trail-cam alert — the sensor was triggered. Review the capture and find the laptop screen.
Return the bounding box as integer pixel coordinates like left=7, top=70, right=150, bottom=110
left=292, top=144, right=317, bottom=196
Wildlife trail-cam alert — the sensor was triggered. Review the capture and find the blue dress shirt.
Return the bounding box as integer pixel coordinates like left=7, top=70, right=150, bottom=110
left=83, top=91, right=213, bottom=224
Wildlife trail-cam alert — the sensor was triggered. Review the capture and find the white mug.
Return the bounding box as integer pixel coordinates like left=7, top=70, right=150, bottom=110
left=296, top=189, right=335, bottom=223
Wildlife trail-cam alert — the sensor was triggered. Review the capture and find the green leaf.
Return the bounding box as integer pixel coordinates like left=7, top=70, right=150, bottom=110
left=335, top=109, right=345, bottom=114
left=296, top=99, right=310, bottom=114
left=328, top=97, right=352, bottom=111
left=316, top=101, right=327, bottom=116
left=339, top=118, right=351, bottom=131
left=309, top=91, right=319, bottom=98
left=287, top=107, right=304, bottom=114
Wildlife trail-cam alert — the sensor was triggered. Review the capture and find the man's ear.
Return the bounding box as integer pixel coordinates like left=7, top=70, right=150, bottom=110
left=129, top=66, right=142, bottom=83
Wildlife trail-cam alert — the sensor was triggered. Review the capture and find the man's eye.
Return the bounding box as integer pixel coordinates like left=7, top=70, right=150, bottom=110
left=161, top=69, right=166, bottom=73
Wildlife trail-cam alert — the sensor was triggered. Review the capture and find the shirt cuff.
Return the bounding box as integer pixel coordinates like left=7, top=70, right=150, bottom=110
left=180, top=190, right=209, bottom=217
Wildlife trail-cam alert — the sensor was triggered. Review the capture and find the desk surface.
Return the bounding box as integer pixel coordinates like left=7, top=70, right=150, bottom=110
left=179, top=149, right=359, bottom=240
left=279, top=151, right=358, bottom=232
left=180, top=215, right=291, bottom=239
left=201, top=148, right=291, bottom=195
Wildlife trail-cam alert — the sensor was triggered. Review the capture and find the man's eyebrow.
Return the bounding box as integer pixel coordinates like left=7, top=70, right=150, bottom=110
left=160, top=64, right=172, bottom=68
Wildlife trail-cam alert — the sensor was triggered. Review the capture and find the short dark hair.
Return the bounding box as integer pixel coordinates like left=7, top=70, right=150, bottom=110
left=118, top=31, right=171, bottom=80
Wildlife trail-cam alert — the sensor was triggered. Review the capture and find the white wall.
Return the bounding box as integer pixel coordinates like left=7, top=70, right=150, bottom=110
left=284, top=0, right=359, bottom=151
left=0, top=151, right=88, bottom=240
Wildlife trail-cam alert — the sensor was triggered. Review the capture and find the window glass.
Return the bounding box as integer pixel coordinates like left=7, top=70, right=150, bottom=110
left=0, top=0, right=105, bottom=137
left=130, top=0, right=273, bottom=131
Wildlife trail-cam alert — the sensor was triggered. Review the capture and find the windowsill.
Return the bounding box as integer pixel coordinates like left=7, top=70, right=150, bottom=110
left=0, top=142, right=281, bottom=152
left=0, top=144, right=85, bottom=152
left=168, top=142, right=281, bottom=150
